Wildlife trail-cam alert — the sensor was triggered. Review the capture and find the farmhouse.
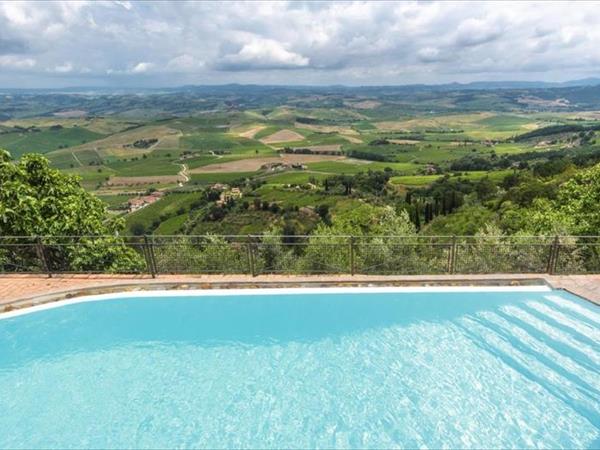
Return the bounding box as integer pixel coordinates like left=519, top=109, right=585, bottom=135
left=217, top=187, right=243, bottom=205
left=261, top=162, right=286, bottom=171
left=209, top=183, right=229, bottom=191
left=261, top=162, right=307, bottom=172
left=424, top=164, right=438, bottom=175
left=127, top=191, right=163, bottom=212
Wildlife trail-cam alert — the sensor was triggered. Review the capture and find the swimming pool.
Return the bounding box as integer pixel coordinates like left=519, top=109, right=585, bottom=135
left=0, top=286, right=599, bottom=449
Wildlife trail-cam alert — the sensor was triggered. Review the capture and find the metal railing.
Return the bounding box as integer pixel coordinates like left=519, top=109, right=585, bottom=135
left=0, top=235, right=599, bottom=277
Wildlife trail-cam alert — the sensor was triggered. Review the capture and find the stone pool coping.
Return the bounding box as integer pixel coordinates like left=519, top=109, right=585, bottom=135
left=1, top=273, right=599, bottom=313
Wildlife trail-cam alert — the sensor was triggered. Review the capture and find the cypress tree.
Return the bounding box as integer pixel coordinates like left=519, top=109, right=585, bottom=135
left=414, top=202, right=421, bottom=230
left=456, top=192, right=463, bottom=209
left=451, top=191, right=458, bottom=212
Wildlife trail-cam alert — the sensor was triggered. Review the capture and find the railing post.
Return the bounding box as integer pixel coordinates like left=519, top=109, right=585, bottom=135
left=143, top=235, right=156, bottom=278
left=247, top=235, right=256, bottom=277
left=150, top=235, right=158, bottom=276
left=36, top=236, right=51, bottom=278
left=349, top=236, right=355, bottom=276
left=548, top=235, right=560, bottom=275
left=448, top=235, right=457, bottom=274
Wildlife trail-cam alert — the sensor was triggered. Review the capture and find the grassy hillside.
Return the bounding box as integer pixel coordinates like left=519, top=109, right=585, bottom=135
left=0, top=126, right=104, bottom=158
left=4, top=88, right=599, bottom=237
left=125, top=192, right=205, bottom=234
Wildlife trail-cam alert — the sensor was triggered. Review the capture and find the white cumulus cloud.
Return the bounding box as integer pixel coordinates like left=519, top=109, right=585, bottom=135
left=0, top=1, right=599, bottom=86
left=131, top=62, right=154, bottom=74
left=0, top=55, right=36, bottom=69
left=218, top=36, right=309, bottom=71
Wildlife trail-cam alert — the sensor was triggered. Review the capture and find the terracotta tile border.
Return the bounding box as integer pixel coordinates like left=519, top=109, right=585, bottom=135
left=1, top=273, right=598, bottom=313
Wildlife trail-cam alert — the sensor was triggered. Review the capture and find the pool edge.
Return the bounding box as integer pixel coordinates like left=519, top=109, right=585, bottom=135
left=0, top=276, right=561, bottom=318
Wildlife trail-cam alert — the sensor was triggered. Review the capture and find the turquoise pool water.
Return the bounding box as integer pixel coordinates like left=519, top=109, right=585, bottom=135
left=0, top=287, right=599, bottom=449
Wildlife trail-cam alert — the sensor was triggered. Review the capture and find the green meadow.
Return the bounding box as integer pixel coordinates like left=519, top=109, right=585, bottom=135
left=4, top=104, right=581, bottom=236
left=0, top=126, right=104, bottom=158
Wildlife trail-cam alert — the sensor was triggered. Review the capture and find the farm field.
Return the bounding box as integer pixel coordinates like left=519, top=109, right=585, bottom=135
left=306, top=160, right=418, bottom=174
left=260, top=129, right=305, bottom=144
left=253, top=184, right=342, bottom=208
left=191, top=153, right=346, bottom=173
left=0, top=126, right=105, bottom=158
left=153, top=213, right=189, bottom=235
left=234, top=124, right=268, bottom=139
left=95, top=194, right=130, bottom=209
left=261, top=171, right=330, bottom=184
left=8, top=110, right=547, bottom=196
left=63, top=166, right=116, bottom=190
left=4, top=83, right=599, bottom=235
left=373, top=112, right=542, bottom=140
left=188, top=210, right=284, bottom=235
left=390, top=170, right=513, bottom=187
left=124, top=191, right=205, bottom=234
left=189, top=171, right=259, bottom=185
left=7, top=109, right=549, bottom=204
left=107, top=175, right=185, bottom=187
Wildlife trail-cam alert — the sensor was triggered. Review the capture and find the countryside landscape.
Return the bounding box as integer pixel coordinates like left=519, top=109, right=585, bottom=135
left=2, top=2, right=600, bottom=449
left=2, top=82, right=600, bottom=240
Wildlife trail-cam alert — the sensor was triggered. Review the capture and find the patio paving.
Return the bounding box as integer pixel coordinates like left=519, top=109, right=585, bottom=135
left=1, top=273, right=599, bottom=311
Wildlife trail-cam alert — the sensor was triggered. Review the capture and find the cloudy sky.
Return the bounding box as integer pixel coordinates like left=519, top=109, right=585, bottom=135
left=1, top=0, right=599, bottom=88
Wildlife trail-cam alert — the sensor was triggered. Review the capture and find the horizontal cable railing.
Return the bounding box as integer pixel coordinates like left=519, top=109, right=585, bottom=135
left=0, top=235, right=598, bottom=277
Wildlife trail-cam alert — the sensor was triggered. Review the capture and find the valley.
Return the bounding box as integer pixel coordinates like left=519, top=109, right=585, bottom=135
left=2, top=84, right=600, bottom=237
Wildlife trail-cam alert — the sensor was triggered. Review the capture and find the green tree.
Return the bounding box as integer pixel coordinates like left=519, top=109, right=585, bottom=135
left=523, top=163, right=600, bottom=235
left=315, top=204, right=331, bottom=225
left=414, top=202, right=421, bottom=230
left=298, top=205, right=419, bottom=274
left=475, top=177, right=496, bottom=201
left=0, top=150, right=144, bottom=272
left=254, top=227, right=297, bottom=274
left=153, top=235, right=246, bottom=273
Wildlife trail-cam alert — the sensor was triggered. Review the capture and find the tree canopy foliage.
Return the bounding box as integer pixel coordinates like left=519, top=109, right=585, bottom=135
left=524, top=162, right=600, bottom=235
left=0, top=150, right=144, bottom=272
left=0, top=150, right=117, bottom=235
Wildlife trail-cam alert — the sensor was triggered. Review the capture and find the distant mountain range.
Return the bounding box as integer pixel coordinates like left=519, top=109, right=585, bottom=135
left=2, top=78, right=600, bottom=95
left=433, top=78, right=600, bottom=90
